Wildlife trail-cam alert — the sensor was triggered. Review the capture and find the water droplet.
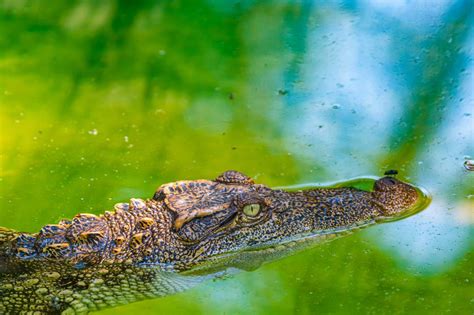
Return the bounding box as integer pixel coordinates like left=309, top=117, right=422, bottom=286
left=463, top=160, right=474, bottom=171
left=124, top=136, right=129, bottom=143
left=332, top=104, right=341, bottom=109
left=88, top=129, right=98, bottom=135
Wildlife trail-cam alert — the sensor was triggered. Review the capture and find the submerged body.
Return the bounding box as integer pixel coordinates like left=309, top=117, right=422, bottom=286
left=0, top=171, right=427, bottom=314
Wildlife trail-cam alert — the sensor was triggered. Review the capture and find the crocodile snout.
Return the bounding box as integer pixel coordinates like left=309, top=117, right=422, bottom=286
left=373, top=176, right=420, bottom=218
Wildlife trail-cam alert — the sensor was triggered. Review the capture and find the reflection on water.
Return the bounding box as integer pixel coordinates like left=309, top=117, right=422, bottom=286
left=0, top=0, right=472, bottom=314
left=371, top=197, right=472, bottom=275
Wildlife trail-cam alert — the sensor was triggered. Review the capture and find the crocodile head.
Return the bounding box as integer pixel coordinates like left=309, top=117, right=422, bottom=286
left=153, top=171, right=423, bottom=273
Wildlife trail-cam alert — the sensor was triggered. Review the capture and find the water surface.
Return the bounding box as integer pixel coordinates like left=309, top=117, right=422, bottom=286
left=0, top=1, right=472, bottom=314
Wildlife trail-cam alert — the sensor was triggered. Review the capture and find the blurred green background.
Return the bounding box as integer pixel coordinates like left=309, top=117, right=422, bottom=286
left=0, top=1, right=473, bottom=314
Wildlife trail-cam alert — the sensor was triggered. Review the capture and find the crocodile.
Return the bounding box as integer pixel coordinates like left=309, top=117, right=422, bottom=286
left=0, top=170, right=428, bottom=314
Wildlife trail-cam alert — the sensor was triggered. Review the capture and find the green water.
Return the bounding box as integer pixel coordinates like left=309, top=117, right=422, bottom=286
left=0, top=1, right=473, bottom=314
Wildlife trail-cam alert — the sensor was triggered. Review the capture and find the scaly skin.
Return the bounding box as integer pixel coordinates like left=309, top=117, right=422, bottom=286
left=0, top=170, right=425, bottom=314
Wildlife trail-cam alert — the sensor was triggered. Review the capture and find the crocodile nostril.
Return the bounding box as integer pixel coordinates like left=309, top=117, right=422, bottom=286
left=374, top=177, right=399, bottom=191
left=380, top=177, right=397, bottom=185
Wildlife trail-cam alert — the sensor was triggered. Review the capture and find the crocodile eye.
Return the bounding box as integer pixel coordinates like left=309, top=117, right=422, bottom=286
left=243, top=204, right=261, bottom=217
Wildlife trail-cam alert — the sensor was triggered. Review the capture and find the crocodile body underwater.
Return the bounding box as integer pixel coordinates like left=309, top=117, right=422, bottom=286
left=0, top=170, right=428, bottom=314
